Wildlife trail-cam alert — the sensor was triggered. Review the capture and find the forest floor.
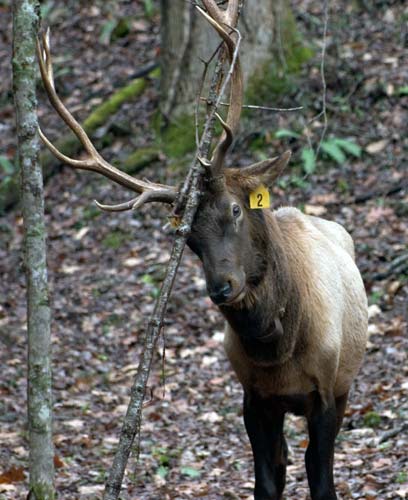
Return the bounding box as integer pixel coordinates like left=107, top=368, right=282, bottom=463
left=0, top=1, right=407, bottom=499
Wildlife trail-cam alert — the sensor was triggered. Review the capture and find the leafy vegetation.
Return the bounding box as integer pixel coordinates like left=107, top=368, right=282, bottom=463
left=273, top=128, right=362, bottom=176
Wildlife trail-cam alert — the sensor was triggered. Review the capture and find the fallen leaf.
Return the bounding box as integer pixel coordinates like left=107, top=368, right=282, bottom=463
left=73, top=227, right=89, bottom=240
left=396, top=486, right=408, bottom=498
left=198, top=411, right=223, bottom=423
left=61, top=264, right=81, bottom=275
left=366, top=206, right=394, bottom=224
left=304, top=204, right=327, bottom=216
left=309, top=193, right=338, bottom=205
left=123, top=257, right=143, bottom=268
left=372, top=457, right=392, bottom=469
left=368, top=304, right=381, bottom=319
left=385, top=316, right=406, bottom=336
left=0, top=466, right=25, bottom=484
left=365, top=139, right=388, bottom=154
left=78, top=484, right=104, bottom=495
left=53, top=455, right=65, bottom=468
left=387, top=280, right=402, bottom=297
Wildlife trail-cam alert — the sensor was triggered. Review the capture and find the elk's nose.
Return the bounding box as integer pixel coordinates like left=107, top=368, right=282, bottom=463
left=209, top=282, right=232, bottom=304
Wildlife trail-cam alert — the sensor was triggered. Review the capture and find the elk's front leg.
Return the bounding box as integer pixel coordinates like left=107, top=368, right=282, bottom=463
left=305, top=394, right=338, bottom=500
left=243, top=392, right=287, bottom=500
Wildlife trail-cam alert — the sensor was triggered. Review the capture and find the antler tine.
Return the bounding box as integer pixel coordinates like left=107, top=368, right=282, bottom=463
left=211, top=113, right=233, bottom=176
left=37, top=33, right=102, bottom=162
left=197, top=4, right=243, bottom=176
left=202, top=0, right=239, bottom=28
left=36, top=31, right=176, bottom=207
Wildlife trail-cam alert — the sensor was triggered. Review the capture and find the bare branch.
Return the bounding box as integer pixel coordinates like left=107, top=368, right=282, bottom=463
left=103, top=3, right=246, bottom=498
left=201, top=98, right=303, bottom=112
left=315, top=0, right=330, bottom=157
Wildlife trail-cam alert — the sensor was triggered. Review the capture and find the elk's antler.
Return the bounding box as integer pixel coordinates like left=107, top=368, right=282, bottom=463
left=198, top=0, right=243, bottom=177
left=36, top=30, right=177, bottom=211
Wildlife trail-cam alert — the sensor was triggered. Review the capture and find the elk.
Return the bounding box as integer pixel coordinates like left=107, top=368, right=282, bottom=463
left=37, top=2, right=368, bottom=499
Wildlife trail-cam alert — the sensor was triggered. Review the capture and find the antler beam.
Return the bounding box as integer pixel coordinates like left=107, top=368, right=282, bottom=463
left=36, top=30, right=177, bottom=210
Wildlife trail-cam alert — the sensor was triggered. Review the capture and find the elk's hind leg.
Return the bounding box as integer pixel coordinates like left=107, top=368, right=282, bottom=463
left=335, top=391, right=349, bottom=435
left=243, top=392, right=287, bottom=500
left=305, top=393, right=338, bottom=500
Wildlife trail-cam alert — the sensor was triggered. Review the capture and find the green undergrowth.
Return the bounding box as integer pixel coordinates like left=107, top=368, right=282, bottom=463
left=101, top=229, right=131, bottom=250
left=82, top=75, right=151, bottom=131
left=120, top=146, right=161, bottom=174
left=153, top=111, right=197, bottom=160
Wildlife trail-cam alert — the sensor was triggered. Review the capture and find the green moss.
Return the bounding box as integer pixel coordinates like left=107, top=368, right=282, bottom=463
left=154, top=112, right=196, bottom=159
left=245, top=8, right=313, bottom=106
left=121, top=146, right=161, bottom=174
left=101, top=229, right=129, bottom=249
left=29, top=483, right=55, bottom=500
left=82, top=77, right=147, bottom=132
left=0, top=175, right=19, bottom=214
left=363, top=411, right=382, bottom=428
left=82, top=205, right=101, bottom=221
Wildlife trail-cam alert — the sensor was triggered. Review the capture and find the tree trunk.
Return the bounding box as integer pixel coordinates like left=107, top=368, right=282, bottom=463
left=159, top=0, right=311, bottom=159
left=12, top=2, right=55, bottom=499
left=160, top=0, right=277, bottom=119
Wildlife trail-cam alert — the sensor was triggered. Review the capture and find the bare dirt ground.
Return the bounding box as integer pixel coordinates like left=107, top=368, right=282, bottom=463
left=0, top=1, right=407, bottom=499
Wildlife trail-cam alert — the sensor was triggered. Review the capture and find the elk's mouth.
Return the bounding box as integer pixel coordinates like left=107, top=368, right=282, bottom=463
left=222, top=285, right=246, bottom=306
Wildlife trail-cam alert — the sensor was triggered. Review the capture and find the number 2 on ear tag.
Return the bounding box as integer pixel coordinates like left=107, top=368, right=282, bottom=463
left=249, top=184, right=270, bottom=209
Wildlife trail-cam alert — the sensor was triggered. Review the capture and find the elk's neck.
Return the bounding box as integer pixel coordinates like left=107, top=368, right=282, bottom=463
left=220, top=212, right=302, bottom=365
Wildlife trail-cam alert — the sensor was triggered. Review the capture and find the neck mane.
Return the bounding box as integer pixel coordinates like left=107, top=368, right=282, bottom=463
left=220, top=212, right=304, bottom=366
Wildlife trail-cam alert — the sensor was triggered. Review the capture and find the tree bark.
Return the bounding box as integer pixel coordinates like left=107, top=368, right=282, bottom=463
left=12, top=2, right=55, bottom=499
left=160, top=0, right=277, bottom=119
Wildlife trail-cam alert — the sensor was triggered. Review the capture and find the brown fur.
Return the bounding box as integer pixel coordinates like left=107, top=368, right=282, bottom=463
left=187, top=155, right=368, bottom=499
left=189, top=165, right=368, bottom=407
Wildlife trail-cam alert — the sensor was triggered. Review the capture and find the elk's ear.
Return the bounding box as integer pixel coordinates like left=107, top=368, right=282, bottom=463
left=241, top=150, right=291, bottom=186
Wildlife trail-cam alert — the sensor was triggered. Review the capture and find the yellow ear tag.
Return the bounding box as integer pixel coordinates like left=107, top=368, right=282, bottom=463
left=249, top=184, right=270, bottom=209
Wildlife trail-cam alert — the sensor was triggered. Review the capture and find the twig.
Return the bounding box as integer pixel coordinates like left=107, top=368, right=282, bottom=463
left=371, top=253, right=408, bottom=281
left=103, top=6, right=243, bottom=499
left=276, top=0, right=288, bottom=71
left=378, top=423, right=408, bottom=444
left=315, top=0, right=329, bottom=158
left=354, top=182, right=406, bottom=204
left=195, top=40, right=224, bottom=148
left=201, top=98, right=303, bottom=112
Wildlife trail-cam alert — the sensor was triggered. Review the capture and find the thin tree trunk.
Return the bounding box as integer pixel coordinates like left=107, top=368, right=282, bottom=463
left=12, top=2, right=55, bottom=499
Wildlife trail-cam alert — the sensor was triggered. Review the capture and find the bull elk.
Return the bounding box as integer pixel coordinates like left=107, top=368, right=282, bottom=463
left=37, top=1, right=368, bottom=499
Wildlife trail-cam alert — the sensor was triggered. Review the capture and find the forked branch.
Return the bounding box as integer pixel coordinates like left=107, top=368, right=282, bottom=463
left=36, top=30, right=177, bottom=209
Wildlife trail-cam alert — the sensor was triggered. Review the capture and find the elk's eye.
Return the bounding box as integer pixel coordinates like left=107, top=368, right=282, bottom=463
left=232, top=204, right=241, bottom=218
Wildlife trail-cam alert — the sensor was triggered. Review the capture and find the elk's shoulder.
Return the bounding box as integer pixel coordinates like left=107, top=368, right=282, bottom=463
left=273, top=206, right=355, bottom=260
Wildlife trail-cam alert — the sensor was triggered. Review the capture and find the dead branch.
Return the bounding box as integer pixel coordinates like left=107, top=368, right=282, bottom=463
left=371, top=253, right=408, bottom=281
left=103, top=4, right=244, bottom=499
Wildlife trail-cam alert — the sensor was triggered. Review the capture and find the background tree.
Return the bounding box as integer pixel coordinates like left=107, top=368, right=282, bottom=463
left=12, top=1, right=55, bottom=499
left=160, top=0, right=311, bottom=133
